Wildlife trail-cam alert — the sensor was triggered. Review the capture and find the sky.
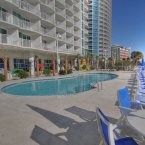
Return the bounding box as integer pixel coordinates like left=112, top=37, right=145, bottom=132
left=112, top=0, right=145, bottom=56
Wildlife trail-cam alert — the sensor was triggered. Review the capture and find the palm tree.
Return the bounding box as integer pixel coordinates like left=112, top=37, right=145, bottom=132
left=131, top=51, right=143, bottom=65
left=86, top=53, right=94, bottom=66
left=108, top=57, right=114, bottom=69
left=76, top=53, right=81, bottom=71
left=96, top=55, right=99, bottom=70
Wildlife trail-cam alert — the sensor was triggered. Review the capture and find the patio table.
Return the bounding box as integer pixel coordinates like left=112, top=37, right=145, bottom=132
left=127, top=110, right=145, bottom=136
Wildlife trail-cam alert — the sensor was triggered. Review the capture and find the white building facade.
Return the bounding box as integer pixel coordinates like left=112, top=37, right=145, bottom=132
left=0, top=0, right=82, bottom=76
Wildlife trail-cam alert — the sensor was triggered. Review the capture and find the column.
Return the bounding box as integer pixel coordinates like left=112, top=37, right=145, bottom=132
left=9, top=57, right=14, bottom=71
left=3, top=56, right=8, bottom=81
left=57, top=55, right=60, bottom=73
left=29, top=55, right=35, bottom=77
left=36, top=58, right=39, bottom=77
left=52, top=58, right=55, bottom=76
left=65, top=56, right=68, bottom=74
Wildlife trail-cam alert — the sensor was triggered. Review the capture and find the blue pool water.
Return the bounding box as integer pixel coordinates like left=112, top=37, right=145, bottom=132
left=1, top=73, right=118, bottom=96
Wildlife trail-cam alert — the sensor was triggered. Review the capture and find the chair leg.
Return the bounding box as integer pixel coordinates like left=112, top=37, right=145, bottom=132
left=99, top=139, right=103, bottom=145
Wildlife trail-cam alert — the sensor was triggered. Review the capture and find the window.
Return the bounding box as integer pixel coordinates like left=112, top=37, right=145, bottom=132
left=13, top=58, right=29, bottom=70
left=13, top=11, right=30, bottom=28
left=0, top=28, right=7, bottom=43
left=0, top=7, right=7, bottom=21
left=0, top=58, right=4, bottom=69
left=44, top=60, right=53, bottom=70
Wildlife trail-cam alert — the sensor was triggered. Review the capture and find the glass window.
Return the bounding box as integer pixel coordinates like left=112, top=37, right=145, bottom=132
left=0, top=58, right=4, bottom=68
left=44, top=60, right=52, bottom=70
left=13, top=58, right=29, bottom=70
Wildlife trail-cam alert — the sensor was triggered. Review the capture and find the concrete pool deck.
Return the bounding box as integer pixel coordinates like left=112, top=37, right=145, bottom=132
left=0, top=71, right=137, bottom=145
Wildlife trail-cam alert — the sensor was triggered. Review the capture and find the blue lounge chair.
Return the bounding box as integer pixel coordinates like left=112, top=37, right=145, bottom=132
left=96, top=107, right=138, bottom=145
left=117, top=87, right=142, bottom=116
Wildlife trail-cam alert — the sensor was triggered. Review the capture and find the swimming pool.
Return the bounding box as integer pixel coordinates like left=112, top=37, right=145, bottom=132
left=1, top=73, right=118, bottom=96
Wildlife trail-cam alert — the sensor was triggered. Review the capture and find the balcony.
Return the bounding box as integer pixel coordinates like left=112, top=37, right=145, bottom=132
left=5, top=0, right=20, bottom=7
left=74, top=40, right=81, bottom=46
left=41, top=12, right=55, bottom=23
left=66, top=27, right=73, bottom=34
left=73, top=0, right=81, bottom=5
left=66, top=37, right=74, bottom=44
left=73, top=1, right=81, bottom=10
left=74, top=21, right=81, bottom=27
left=55, top=0, right=65, bottom=8
left=19, top=0, right=40, bottom=17
left=41, top=28, right=55, bottom=38
left=5, top=0, right=40, bottom=17
left=42, top=43, right=56, bottom=51
left=55, top=7, right=65, bottom=17
left=0, top=11, right=39, bottom=33
left=74, top=12, right=81, bottom=19
left=19, top=39, right=31, bottom=47
left=66, top=16, right=73, bottom=24
left=56, top=21, right=66, bottom=30
left=0, top=10, right=12, bottom=23
left=66, top=5, right=73, bottom=14
left=40, top=0, right=55, bottom=11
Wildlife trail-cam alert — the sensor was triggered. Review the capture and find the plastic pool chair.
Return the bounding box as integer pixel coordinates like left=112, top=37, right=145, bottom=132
left=96, top=107, right=138, bottom=145
left=117, top=87, right=142, bottom=116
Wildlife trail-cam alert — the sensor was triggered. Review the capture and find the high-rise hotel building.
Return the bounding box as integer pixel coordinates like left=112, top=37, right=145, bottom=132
left=88, top=0, right=112, bottom=57
left=0, top=0, right=112, bottom=76
left=0, top=0, right=82, bottom=76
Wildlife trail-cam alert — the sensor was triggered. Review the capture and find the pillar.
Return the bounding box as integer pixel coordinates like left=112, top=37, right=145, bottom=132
left=29, top=56, right=35, bottom=77
left=9, top=57, right=14, bottom=71
left=57, top=55, right=60, bottom=73
left=52, top=58, right=55, bottom=76
left=65, top=56, right=68, bottom=74
left=3, top=56, right=8, bottom=81
left=36, top=59, right=39, bottom=77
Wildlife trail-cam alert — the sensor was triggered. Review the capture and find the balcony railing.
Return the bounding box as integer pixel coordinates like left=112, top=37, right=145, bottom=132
left=6, top=0, right=40, bottom=17
left=40, top=0, right=55, bottom=10
left=42, top=43, right=56, bottom=51
left=41, top=12, right=54, bottom=23
left=19, top=39, right=31, bottom=47
left=0, top=11, right=11, bottom=23
left=66, top=38, right=74, bottom=44
left=74, top=40, right=81, bottom=46
left=0, top=11, right=40, bottom=32
left=5, top=0, right=20, bottom=6
left=66, top=27, right=73, bottom=34
left=55, top=7, right=65, bottom=16
left=56, top=0, right=65, bottom=6
left=66, top=15, right=73, bottom=23
left=0, top=34, right=7, bottom=44
left=56, top=21, right=66, bottom=30
left=41, top=28, right=55, bottom=37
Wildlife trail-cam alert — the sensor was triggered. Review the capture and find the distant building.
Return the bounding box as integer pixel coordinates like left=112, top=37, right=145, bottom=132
left=88, top=0, right=112, bottom=57
left=111, top=45, right=131, bottom=61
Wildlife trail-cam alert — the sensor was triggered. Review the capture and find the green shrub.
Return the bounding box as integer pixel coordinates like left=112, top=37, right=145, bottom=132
left=0, top=74, right=5, bottom=82
left=59, top=70, right=66, bottom=75
left=14, top=69, right=28, bottom=79
left=12, top=69, right=23, bottom=76
left=67, top=69, right=72, bottom=74
left=43, top=69, right=51, bottom=76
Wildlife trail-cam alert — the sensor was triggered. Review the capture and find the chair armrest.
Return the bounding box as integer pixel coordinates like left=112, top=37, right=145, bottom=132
left=135, top=100, right=145, bottom=105
left=118, top=106, right=137, bottom=112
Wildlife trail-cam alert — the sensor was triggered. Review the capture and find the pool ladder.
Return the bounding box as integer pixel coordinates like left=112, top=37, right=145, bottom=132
left=91, top=81, right=103, bottom=92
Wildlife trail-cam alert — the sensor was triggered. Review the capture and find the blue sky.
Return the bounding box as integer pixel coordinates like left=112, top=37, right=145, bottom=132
left=112, top=0, right=145, bottom=56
